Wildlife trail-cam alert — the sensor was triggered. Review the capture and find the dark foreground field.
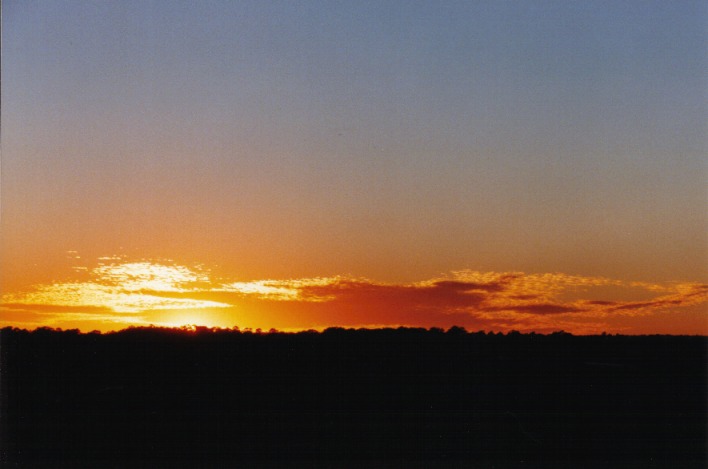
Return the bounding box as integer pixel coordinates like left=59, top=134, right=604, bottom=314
left=1, top=326, right=705, bottom=467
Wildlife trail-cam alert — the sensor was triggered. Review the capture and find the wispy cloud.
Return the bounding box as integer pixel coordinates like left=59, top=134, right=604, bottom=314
left=219, top=277, right=341, bottom=302
left=2, top=261, right=230, bottom=317
left=2, top=257, right=706, bottom=334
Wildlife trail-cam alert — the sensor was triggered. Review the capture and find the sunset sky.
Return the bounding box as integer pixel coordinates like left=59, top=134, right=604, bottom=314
left=2, top=1, right=706, bottom=334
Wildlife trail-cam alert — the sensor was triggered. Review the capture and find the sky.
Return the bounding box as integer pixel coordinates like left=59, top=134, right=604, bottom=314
left=2, top=0, right=706, bottom=334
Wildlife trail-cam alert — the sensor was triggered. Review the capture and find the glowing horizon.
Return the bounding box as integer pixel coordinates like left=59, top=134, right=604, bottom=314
left=2, top=255, right=705, bottom=335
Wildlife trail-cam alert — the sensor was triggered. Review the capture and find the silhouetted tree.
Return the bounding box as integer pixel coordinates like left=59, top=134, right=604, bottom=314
left=1, top=326, right=705, bottom=465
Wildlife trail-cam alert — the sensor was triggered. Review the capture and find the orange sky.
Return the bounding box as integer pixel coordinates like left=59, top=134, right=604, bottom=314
left=1, top=256, right=706, bottom=334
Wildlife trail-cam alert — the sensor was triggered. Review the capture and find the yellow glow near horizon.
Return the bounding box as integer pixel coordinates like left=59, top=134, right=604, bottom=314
left=2, top=255, right=706, bottom=335
left=158, top=310, right=225, bottom=329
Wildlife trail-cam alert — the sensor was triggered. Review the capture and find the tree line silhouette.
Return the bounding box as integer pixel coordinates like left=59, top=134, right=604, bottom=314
left=1, top=325, right=705, bottom=466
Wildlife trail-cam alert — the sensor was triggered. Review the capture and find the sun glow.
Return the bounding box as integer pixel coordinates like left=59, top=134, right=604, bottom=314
left=160, top=310, right=225, bottom=329
left=2, top=254, right=706, bottom=335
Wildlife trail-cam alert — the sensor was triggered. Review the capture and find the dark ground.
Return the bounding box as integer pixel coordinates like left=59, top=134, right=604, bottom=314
left=1, top=326, right=706, bottom=467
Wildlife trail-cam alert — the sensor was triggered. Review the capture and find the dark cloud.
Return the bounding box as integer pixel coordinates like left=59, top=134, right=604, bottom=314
left=300, top=279, right=489, bottom=309
left=483, top=303, right=583, bottom=315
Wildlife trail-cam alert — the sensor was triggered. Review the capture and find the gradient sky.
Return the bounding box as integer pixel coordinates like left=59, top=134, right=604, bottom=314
left=2, top=1, right=706, bottom=334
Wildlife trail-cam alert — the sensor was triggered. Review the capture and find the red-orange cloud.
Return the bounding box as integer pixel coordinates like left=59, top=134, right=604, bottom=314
left=2, top=258, right=706, bottom=334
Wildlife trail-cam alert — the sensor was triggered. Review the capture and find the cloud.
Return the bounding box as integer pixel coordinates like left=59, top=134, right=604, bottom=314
left=2, top=282, right=229, bottom=313
left=2, top=257, right=706, bottom=334
left=1, top=261, right=230, bottom=317
left=482, top=303, right=583, bottom=315
left=606, top=283, right=708, bottom=315
left=1, top=303, right=112, bottom=313
left=92, top=262, right=211, bottom=292
left=219, top=277, right=341, bottom=301
left=299, top=279, right=489, bottom=308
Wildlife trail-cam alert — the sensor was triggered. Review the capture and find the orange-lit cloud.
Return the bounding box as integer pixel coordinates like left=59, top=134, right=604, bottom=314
left=1, top=256, right=706, bottom=334
left=1, top=260, right=230, bottom=331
